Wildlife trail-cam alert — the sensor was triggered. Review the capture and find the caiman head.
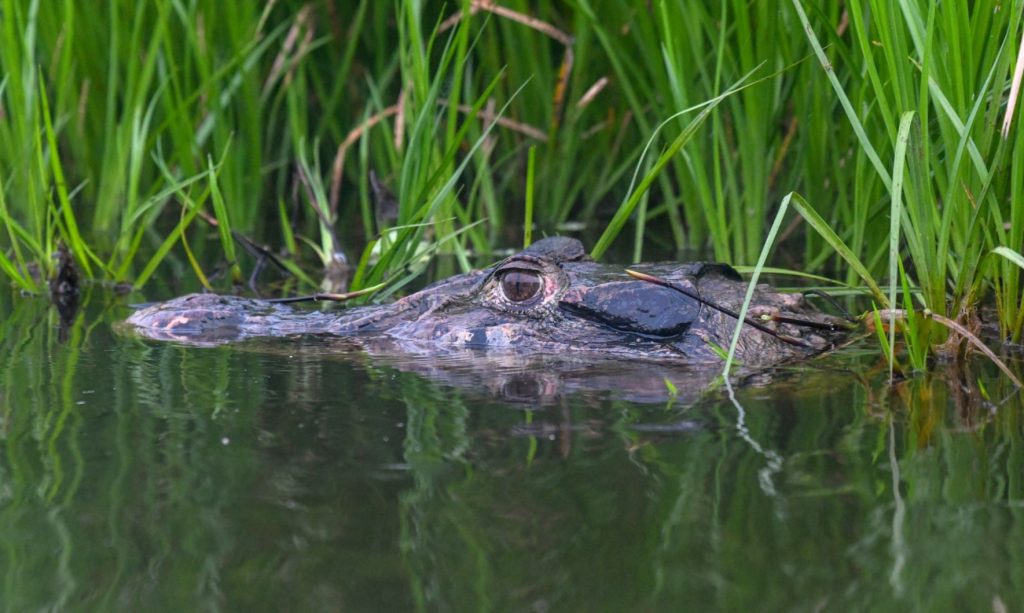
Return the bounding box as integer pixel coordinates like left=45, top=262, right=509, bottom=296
left=124, top=237, right=844, bottom=365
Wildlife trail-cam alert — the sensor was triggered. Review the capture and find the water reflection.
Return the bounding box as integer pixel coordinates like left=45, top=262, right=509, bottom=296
left=0, top=292, right=1022, bottom=610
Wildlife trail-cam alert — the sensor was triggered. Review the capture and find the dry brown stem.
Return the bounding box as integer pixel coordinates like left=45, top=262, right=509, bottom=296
left=870, top=308, right=1023, bottom=388
left=264, top=5, right=313, bottom=97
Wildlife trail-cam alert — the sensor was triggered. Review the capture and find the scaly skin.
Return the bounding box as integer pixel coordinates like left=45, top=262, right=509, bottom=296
left=124, top=237, right=846, bottom=366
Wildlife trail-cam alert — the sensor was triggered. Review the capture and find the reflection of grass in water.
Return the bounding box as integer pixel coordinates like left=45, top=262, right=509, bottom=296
left=0, top=300, right=420, bottom=608
left=398, top=378, right=718, bottom=609
left=870, top=363, right=1024, bottom=609
left=397, top=375, right=478, bottom=611
left=2, top=292, right=1024, bottom=608
left=0, top=296, right=41, bottom=608
left=0, top=291, right=88, bottom=609
left=0, top=295, right=252, bottom=608
left=396, top=352, right=1024, bottom=610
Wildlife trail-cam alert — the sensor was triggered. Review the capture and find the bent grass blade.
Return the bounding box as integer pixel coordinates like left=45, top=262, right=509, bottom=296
left=590, top=61, right=767, bottom=261
left=789, top=193, right=888, bottom=307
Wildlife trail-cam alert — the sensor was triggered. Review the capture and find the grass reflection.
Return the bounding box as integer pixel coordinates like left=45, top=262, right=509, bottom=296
left=0, top=294, right=1022, bottom=609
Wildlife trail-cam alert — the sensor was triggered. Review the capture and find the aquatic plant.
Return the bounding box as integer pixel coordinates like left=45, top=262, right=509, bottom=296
left=1, top=0, right=1022, bottom=366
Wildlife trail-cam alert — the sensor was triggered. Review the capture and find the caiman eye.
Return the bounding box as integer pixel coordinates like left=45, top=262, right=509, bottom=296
left=499, top=269, right=542, bottom=303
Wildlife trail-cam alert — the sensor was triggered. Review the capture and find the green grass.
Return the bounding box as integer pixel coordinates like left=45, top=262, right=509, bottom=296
left=2, top=0, right=1023, bottom=364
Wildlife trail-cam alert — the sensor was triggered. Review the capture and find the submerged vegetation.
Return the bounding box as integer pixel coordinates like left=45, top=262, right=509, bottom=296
left=1, top=0, right=1023, bottom=368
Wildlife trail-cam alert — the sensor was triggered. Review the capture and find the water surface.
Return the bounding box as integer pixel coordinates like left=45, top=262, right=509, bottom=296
left=2, top=291, right=1023, bottom=611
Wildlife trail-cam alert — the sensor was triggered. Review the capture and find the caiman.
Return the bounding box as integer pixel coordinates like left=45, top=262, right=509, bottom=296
left=124, top=237, right=847, bottom=366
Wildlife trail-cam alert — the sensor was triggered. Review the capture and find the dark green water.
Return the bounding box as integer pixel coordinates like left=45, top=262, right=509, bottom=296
left=3, top=291, right=1024, bottom=611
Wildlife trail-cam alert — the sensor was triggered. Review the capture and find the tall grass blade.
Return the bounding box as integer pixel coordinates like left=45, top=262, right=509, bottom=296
left=887, top=112, right=916, bottom=379
left=524, top=144, right=536, bottom=248
left=206, top=156, right=242, bottom=285
left=37, top=75, right=98, bottom=278
left=723, top=192, right=791, bottom=378
left=791, top=0, right=891, bottom=189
